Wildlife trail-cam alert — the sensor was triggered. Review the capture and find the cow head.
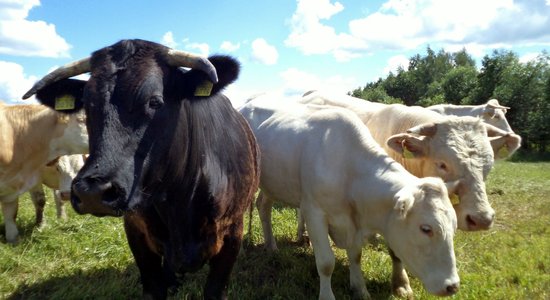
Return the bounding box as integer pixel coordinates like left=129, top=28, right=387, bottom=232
left=57, top=155, right=87, bottom=200
left=47, top=110, right=89, bottom=161
left=23, top=39, right=239, bottom=217
left=386, top=116, right=497, bottom=231
left=481, top=99, right=513, bottom=133
left=385, top=177, right=459, bottom=296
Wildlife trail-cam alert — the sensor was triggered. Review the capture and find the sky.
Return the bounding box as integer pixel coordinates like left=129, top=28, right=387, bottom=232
left=1, top=0, right=550, bottom=107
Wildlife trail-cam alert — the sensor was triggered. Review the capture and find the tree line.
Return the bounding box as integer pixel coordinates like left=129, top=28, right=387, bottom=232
left=350, top=47, right=550, bottom=155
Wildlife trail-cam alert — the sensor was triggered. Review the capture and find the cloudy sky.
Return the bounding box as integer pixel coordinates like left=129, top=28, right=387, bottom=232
left=1, top=0, right=549, bottom=107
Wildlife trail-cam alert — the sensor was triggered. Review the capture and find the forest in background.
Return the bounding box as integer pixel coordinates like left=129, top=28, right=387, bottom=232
left=350, top=47, right=550, bottom=157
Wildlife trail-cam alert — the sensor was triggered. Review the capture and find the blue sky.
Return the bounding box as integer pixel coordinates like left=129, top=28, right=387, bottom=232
left=1, top=0, right=550, bottom=107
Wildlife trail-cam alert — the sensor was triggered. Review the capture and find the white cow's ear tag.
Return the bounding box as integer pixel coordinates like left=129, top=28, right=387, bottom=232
left=54, top=95, right=75, bottom=110
left=450, top=194, right=460, bottom=205
left=194, top=80, right=213, bottom=97
left=402, top=144, right=415, bottom=159
left=497, top=146, right=509, bottom=159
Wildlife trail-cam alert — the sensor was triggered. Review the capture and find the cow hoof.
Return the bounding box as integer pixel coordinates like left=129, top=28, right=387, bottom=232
left=296, top=235, right=311, bottom=247
left=5, top=236, right=19, bottom=245
left=393, top=285, right=414, bottom=299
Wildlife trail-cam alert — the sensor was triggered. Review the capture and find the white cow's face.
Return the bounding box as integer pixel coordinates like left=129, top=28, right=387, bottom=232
left=48, top=110, right=89, bottom=160
left=387, top=116, right=496, bottom=231
left=386, top=178, right=459, bottom=296
left=57, top=155, right=86, bottom=200
left=482, top=107, right=512, bottom=133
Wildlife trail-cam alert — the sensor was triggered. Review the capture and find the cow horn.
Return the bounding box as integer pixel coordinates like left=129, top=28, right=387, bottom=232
left=22, top=57, right=91, bottom=99
left=406, top=123, right=437, bottom=137
left=164, top=49, right=218, bottom=84
left=486, top=99, right=510, bottom=110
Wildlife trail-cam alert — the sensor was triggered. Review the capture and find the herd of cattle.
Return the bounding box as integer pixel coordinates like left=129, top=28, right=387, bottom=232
left=0, top=39, right=521, bottom=300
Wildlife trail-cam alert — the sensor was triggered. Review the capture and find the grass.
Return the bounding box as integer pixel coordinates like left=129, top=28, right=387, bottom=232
left=1, top=160, right=549, bottom=299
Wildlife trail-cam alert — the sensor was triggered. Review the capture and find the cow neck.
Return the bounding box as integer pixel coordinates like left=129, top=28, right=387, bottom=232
left=349, top=150, right=417, bottom=234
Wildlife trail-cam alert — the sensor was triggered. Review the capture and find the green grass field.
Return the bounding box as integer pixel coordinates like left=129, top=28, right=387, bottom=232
left=1, top=161, right=549, bottom=299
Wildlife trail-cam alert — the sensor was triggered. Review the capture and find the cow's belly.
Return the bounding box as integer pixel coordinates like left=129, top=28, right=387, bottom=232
left=258, top=149, right=303, bottom=207
left=0, top=173, right=40, bottom=201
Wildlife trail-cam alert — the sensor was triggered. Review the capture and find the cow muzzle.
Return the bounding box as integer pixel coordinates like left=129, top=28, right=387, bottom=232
left=71, top=177, right=125, bottom=217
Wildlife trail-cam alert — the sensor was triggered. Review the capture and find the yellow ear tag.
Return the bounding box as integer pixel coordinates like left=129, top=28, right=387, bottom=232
left=450, top=194, right=460, bottom=205
left=497, top=146, right=509, bottom=159
left=194, top=81, right=213, bottom=97
left=402, top=145, right=415, bottom=159
left=54, top=95, right=75, bottom=110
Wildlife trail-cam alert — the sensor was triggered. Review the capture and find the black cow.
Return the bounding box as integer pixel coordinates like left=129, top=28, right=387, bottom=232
left=23, top=39, right=260, bottom=300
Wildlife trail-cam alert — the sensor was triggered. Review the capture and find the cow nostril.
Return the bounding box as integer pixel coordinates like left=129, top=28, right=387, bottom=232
left=466, top=215, right=477, bottom=228
left=446, top=283, right=459, bottom=295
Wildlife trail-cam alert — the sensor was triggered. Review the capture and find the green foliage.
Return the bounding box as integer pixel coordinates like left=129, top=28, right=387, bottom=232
left=1, top=161, right=549, bottom=299
left=352, top=47, right=550, bottom=154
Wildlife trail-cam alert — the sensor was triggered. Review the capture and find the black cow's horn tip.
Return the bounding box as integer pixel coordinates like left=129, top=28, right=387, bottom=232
left=22, top=90, right=35, bottom=100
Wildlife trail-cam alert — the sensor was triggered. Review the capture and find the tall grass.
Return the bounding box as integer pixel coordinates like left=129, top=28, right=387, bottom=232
left=1, top=161, right=549, bottom=299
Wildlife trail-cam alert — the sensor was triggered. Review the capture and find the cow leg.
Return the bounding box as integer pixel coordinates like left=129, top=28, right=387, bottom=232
left=204, top=232, right=242, bottom=300
left=302, top=204, right=336, bottom=300
left=29, top=184, right=47, bottom=228
left=296, top=209, right=310, bottom=246
left=256, top=191, right=278, bottom=251
left=53, top=190, right=67, bottom=220
left=1, top=200, right=19, bottom=244
left=346, top=244, right=370, bottom=299
left=388, top=248, right=413, bottom=299
left=124, top=218, right=170, bottom=300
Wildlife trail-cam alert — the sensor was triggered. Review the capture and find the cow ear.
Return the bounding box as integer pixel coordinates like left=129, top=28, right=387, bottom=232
left=33, top=79, right=86, bottom=114
left=386, top=133, right=428, bottom=159
left=178, top=55, right=240, bottom=99
left=489, top=133, right=522, bottom=159
left=394, top=188, right=415, bottom=219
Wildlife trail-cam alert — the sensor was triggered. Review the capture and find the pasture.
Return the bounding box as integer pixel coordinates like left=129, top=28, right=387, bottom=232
left=1, top=161, right=549, bottom=299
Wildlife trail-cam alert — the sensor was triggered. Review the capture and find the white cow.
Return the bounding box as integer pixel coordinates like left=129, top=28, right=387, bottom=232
left=428, top=99, right=513, bottom=132
left=300, top=91, right=521, bottom=232
left=0, top=102, right=88, bottom=243
left=29, top=154, right=87, bottom=221
left=239, top=94, right=460, bottom=299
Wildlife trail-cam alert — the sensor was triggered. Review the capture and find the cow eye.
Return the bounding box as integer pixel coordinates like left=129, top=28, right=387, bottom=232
left=148, top=96, right=164, bottom=109
left=437, top=162, right=448, bottom=171
left=420, top=224, right=433, bottom=237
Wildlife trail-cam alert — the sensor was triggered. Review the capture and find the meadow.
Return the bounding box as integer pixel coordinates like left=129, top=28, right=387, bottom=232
left=1, top=160, right=549, bottom=299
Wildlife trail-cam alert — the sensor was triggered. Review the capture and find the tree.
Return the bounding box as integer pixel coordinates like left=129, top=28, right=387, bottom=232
left=441, top=66, right=478, bottom=104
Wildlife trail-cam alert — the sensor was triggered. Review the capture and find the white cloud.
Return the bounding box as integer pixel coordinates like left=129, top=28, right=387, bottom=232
left=286, top=0, right=550, bottom=61
left=519, top=52, right=541, bottom=64
left=220, top=41, right=240, bottom=52
left=186, top=43, right=210, bottom=57
left=251, top=38, right=278, bottom=65
left=0, top=61, right=37, bottom=103
left=279, top=67, right=357, bottom=96
left=0, top=0, right=71, bottom=57
left=285, top=0, right=367, bottom=61
left=383, top=55, right=410, bottom=76
left=161, top=31, right=178, bottom=48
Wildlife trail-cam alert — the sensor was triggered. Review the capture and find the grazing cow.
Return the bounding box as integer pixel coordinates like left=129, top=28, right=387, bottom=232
left=31, top=154, right=87, bottom=220
left=0, top=102, right=88, bottom=243
left=239, top=94, right=460, bottom=299
left=23, top=39, right=260, bottom=300
left=300, top=91, right=521, bottom=231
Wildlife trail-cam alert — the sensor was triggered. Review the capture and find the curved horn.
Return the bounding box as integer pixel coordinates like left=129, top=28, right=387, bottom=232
left=486, top=99, right=510, bottom=110
left=164, top=49, right=218, bottom=84
left=22, top=57, right=91, bottom=99
left=406, top=122, right=437, bottom=137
